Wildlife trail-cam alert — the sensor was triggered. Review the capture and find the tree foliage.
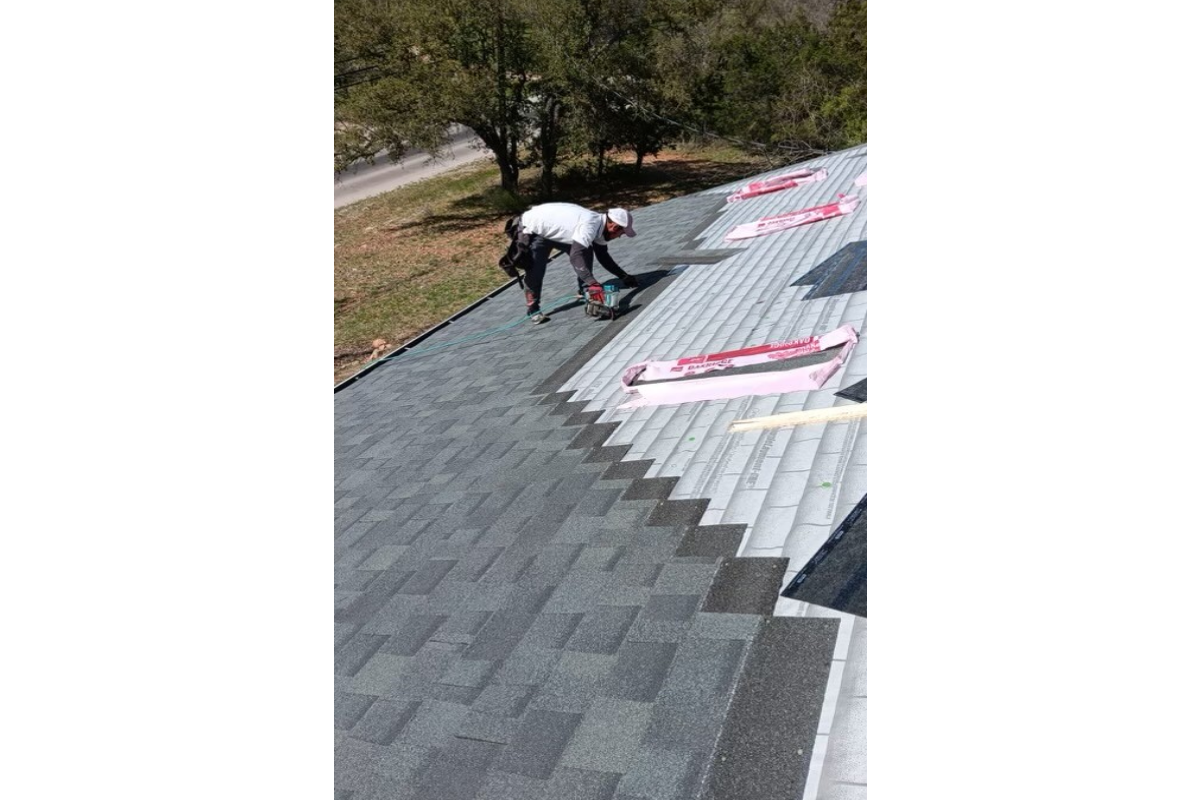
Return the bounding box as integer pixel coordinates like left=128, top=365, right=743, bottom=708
left=334, top=0, right=867, bottom=195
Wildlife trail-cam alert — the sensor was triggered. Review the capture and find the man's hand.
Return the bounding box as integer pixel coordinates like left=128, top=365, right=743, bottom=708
left=586, top=284, right=606, bottom=303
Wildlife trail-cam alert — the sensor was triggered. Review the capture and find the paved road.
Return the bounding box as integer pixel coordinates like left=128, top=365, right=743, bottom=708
left=334, top=125, right=492, bottom=208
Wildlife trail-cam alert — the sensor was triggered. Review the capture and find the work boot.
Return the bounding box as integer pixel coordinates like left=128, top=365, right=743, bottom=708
left=622, top=274, right=640, bottom=289
left=529, top=312, right=549, bottom=325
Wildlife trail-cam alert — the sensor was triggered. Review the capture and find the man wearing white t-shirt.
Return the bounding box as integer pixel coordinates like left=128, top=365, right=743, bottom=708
left=517, top=203, right=640, bottom=324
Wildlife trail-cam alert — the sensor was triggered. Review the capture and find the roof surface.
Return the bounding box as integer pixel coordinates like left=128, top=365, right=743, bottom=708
left=335, top=144, right=868, bottom=800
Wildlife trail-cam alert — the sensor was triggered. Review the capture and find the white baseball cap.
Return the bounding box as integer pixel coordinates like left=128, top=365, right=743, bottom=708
left=607, top=208, right=637, bottom=237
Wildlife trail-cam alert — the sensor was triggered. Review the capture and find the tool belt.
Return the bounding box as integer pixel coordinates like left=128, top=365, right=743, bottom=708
left=497, top=214, right=532, bottom=280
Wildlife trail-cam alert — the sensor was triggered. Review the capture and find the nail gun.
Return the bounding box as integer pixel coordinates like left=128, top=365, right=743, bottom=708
left=584, top=281, right=622, bottom=320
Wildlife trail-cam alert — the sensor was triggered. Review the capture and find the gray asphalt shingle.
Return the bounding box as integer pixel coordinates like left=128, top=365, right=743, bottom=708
left=335, top=158, right=860, bottom=799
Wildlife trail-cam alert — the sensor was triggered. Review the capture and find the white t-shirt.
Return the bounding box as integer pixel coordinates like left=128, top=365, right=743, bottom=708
left=520, top=203, right=609, bottom=249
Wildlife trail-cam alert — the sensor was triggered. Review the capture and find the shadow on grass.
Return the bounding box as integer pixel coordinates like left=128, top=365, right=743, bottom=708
left=379, top=154, right=770, bottom=237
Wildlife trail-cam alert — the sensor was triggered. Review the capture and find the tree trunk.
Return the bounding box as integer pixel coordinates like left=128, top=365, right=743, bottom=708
left=539, top=98, right=560, bottom=198
left=496, top=149, right=519, bottom=193
left=477, top=126, right=520, bottom=194
left=491, top=8, right=519, bottom=195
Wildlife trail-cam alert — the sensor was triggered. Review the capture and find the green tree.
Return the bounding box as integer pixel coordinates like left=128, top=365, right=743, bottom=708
left=521, top=0, right=660, bottom=187
left=334, top=0, right=868, bottom=194
left=815, top=0, right=867, bottom=147
left=334, top=0, right=535, bottom=193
